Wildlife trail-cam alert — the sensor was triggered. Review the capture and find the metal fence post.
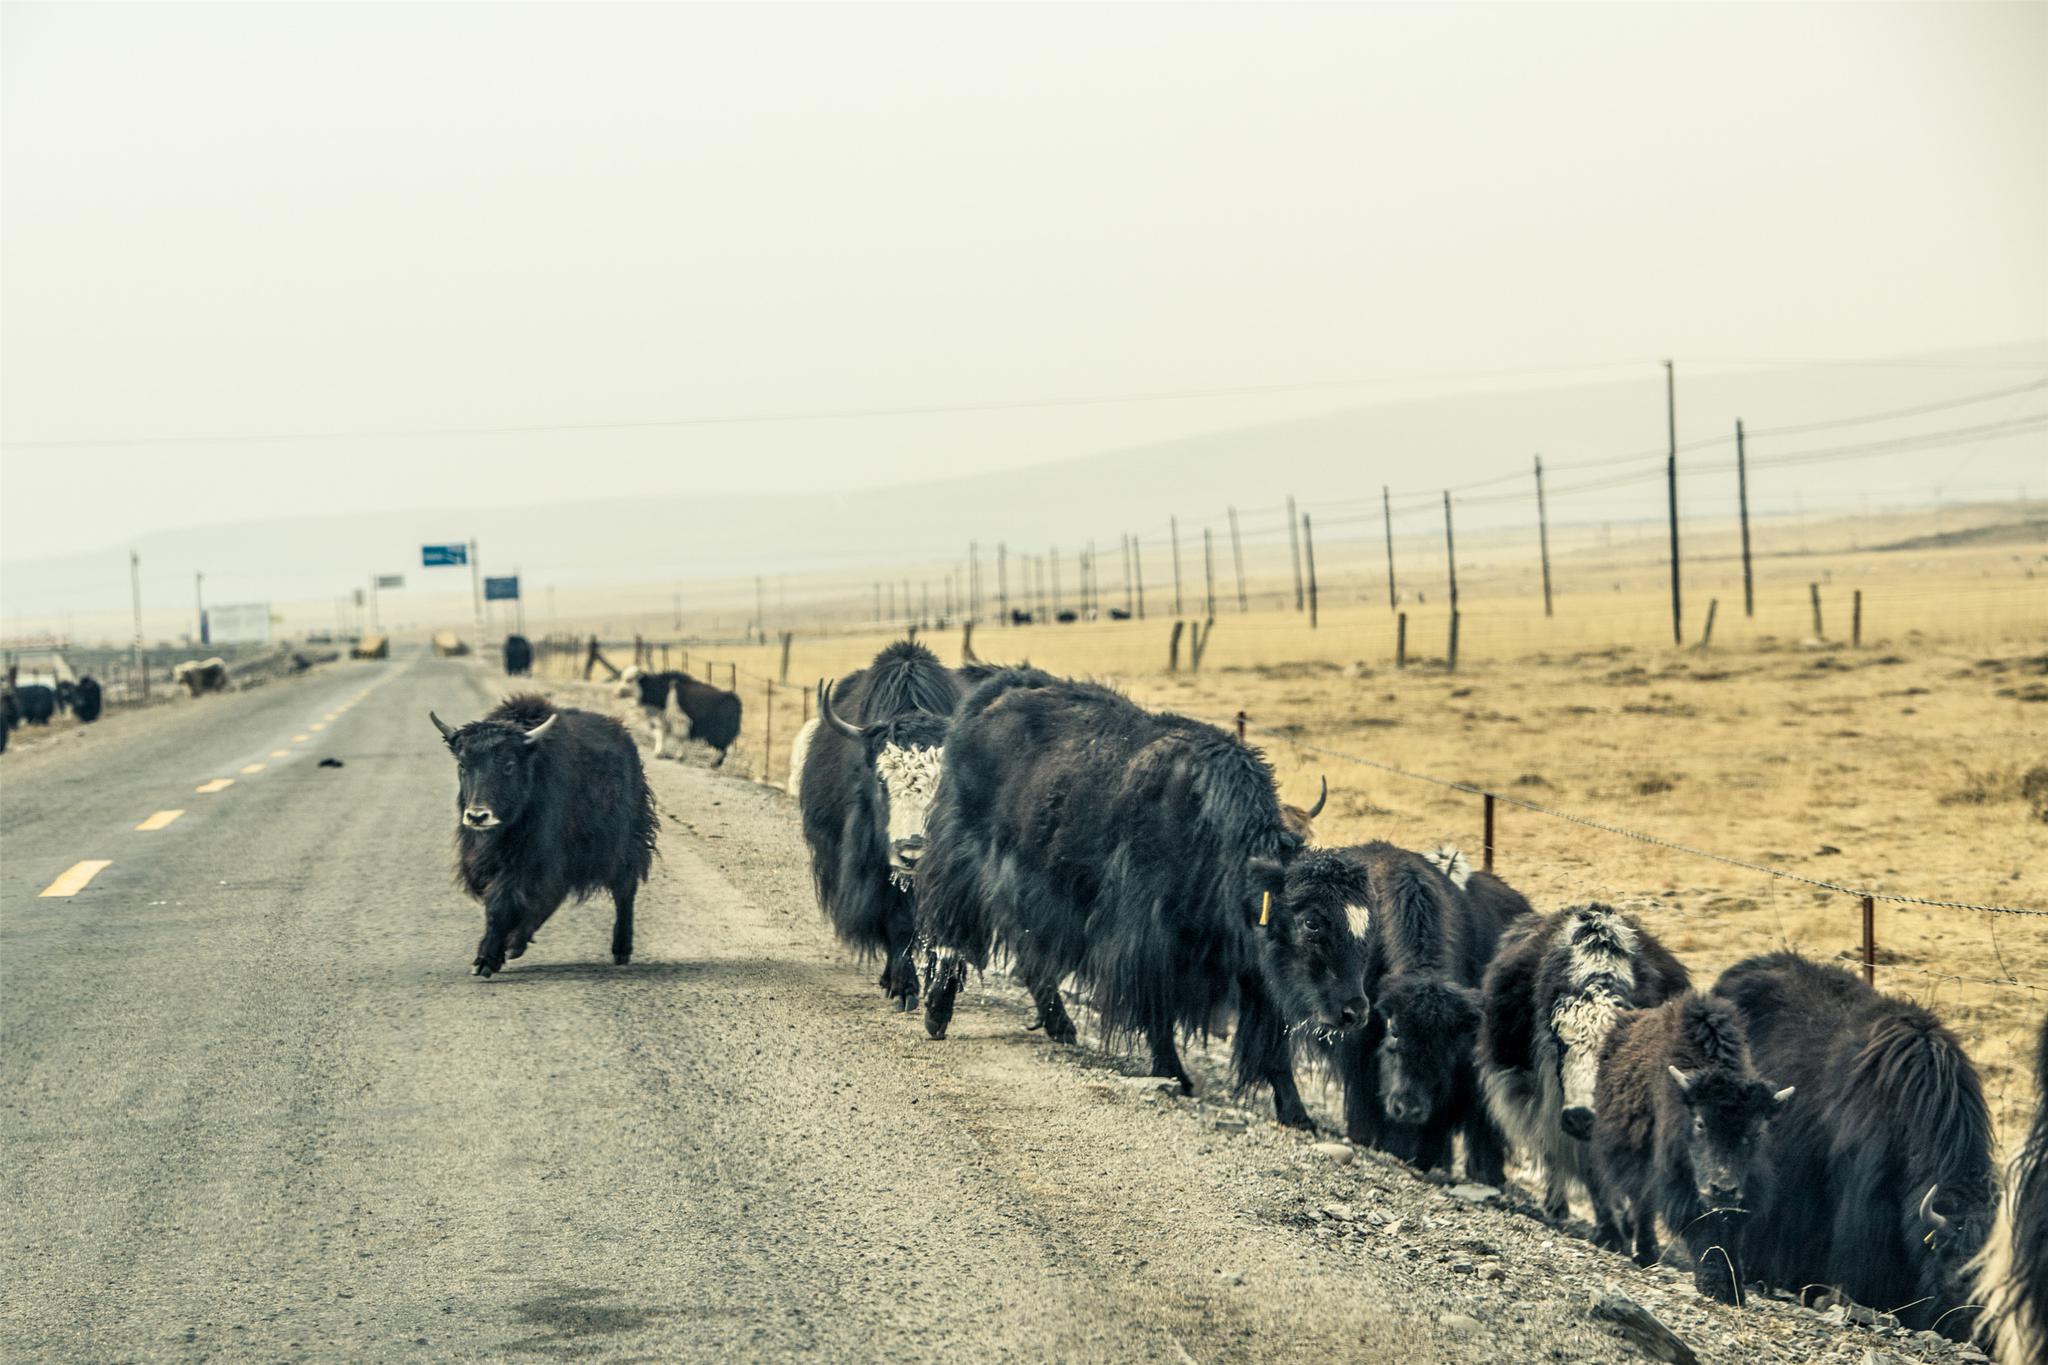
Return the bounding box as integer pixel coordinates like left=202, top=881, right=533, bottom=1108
left=1483, top=793, right=1496, bottom=873
left=1235, top=711, right=1247, bottom=744
left=1862, top=895, right=1876, bottom=986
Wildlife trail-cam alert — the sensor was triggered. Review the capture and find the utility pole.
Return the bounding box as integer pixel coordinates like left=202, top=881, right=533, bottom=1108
left=1664, top=359, right=1682, bottom=645
left=1303, top=513, right=1319, bottom=629
left=1736, top=418, right=1756, bottom=618
left=468, top=538, right=484, bottom=648
left=1382, top=485, right=1398, bottom=611
left=1203, top=527, right=1216, bottom=617
left=1133, top=535, right=1147, bottom=618
left=1170, top=516, right=1184, bottom=615
left=969, top=541, right=980, bottom=623
left=130, top=548, right=147, bottom=699
left=997, top=542, right=1008, bottom=622
left=1286, top=494, right=1304, bottom=611
left=369, top=573, right=379, bottom=632
left=193, top=571, right=205, bottom=646
left=1226, top=507, right=1248, bottom=611
left=1444, top=491, right=1461, bottom=669
left=1051, top=546, right=1062, bottom=613
left=755, top=575, right=766, bottom=641
left=1534, top=455, right=1554, bottom=618
left=1121, top=534, right=1134, bottom=615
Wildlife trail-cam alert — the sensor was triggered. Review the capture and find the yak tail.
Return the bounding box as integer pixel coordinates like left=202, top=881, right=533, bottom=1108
left=1972, top=1016, right=2048, bottom=1364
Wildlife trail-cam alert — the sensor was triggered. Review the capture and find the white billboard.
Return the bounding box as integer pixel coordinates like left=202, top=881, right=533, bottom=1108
left=207, top=602, right=273, bottom=645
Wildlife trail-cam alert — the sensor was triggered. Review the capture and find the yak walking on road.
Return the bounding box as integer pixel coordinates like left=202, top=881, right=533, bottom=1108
left=1715, top=951, right=1996, bottom=1338
left=503, top=634, right=533, bottom=676
left=799, top=641, right=962, bottom=1010
left=915, top=669, right=1354, bottom=1127
left=432, top=694, right=656, bottom=977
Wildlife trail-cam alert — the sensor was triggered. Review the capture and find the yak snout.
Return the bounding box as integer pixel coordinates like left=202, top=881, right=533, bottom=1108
left=1323, top=993, right=1369, bottom=1030
left=463, top=806, right=500, bottom=829
left=890, top=834, right=927, bottom=874
left=1384, top=1089, right=1426, bottom=1125
left=1560, top=1106, right=1595, bottom=1141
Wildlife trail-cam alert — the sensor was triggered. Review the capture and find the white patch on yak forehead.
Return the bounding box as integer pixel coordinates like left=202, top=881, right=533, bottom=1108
left=875, top=743, right=944, bottom=843
left=1344, top=903, right=1372, bottom=941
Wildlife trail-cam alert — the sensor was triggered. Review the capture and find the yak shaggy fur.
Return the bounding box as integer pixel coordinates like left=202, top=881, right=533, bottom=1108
left=798, top=641, right=963, bottom=1009
left=1479, top=904, right=1690, bottom=1224
left=1591, top=993, right=1788, bottom=1302
left=1973, top=1011, right=2048, bottom=1364
left=914, top=668, right=1328, bottom=1126
left=436, top=694, right=656, bottom=977
left=1304, top=843, right=1526, bottom=1180
left=1716, top=951, right=1996, bottom=1339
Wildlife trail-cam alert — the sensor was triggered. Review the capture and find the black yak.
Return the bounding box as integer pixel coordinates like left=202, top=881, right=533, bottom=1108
left=430, top=694, right=656, bottom=977
left=1479, top=904, right=1690, bottom=1228
left=1590, top=992, right=1792, bottom=1302
left=0, top=687, right=16, bottom=752
left=15, top=683, right=56, bottom=725
left=1282, top=842, right=1523, bottom=1178
left=173, top=658, right=231, bottom=695
left=915, top=669, right=1356, bottom=1127
left=1974, top=1011, right=2048, bottom=1363
left=72, top=677, right=103, bottom=724
left=799, top=641, right=962, bottom=1010
left=503, top=634, right=533, bottom=676
left=1715, top=951, right=1995, bottom=1337
left=633, top=670, right=743, bottom=767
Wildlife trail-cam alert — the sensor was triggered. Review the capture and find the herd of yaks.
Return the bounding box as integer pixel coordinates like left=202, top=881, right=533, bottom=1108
left=436, top=636, right=2044, bottom=1360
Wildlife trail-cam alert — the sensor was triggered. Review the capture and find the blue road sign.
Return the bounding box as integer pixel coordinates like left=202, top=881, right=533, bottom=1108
left=484, top=575, right=520, bottom=602
left=422, top=543, right=468, bottom=567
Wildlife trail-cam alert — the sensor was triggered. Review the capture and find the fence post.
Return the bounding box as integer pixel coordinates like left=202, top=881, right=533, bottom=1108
left=1227, top=507, right=1249, bottom=611
left=1483, top=793, right=1496, bottom=873
left=1665, top=359, right=1682, bottom=646
left=1191, top=618, right=1215, bottom=673
left=1287, top=493, right=1305, bottom=611
left=1396, top=611, right=1408, bottom=668
left=765, top=678, right=774, bottom=785
left=1168, top=620, right=1186, bottom=672
left=1861, top=895, right=1875, bottom=986
left=1448, top=611, right=1460, bottom=672
left=1852, top=590, right=1862, bottom=648
left=779, top=631, right=794, bottom=682
left=730, top=662, right=738, bottom=692
left=1737, top=419, right=1756, bottom=618
left=1235, top=710, right=1247, bottom=744
left=1170, top=518, right=1183, bottom=616
left=1133, top=536, right=1147, bottom=620
left=1809, top=582, right=1824, bottom=638
left=1534, top=454, right=1554, bottom=618
left=1303, top=513, right=1319, bottom=629
left=1203, top=527, right=1217, bottom=617
left=1382, top=486, right=1397, bottom=612
left=1700, top=598, right=1718, bottom=649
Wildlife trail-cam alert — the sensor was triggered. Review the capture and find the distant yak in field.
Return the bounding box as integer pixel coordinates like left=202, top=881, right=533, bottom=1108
left=173, top=658, right=231, bottom=696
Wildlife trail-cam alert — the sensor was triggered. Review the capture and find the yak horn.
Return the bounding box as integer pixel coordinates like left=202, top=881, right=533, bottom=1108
left=430, top=710, right=454, bottom=740
left=1304, top=776, right=1328, bottom=820
left=819, top=680, right=864, bottom=740
left=524, top=713, right=558, bottom=745
left=1919, top=1184, right=1949, bottom=1230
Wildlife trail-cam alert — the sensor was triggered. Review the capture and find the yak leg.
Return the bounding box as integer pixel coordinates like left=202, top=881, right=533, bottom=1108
left=880, top=905, right=919, bottom=1011
left=923, top=948, right=968, bottom=1041
left=610, top=878, right=637, bottom=966
left=1027, top=978, right=1079, bottom=1044
left=1631, top=1203, right=1661, bottom=1268
left=1461, top=1101, right=1508, bottom=1186
left=1232, top=974, right=1310, bottom=1129
left=710, top=744, right=728, bottom=769
left=1145, top=1013, right=1194, bottom=1096
left=1685, top=1209, right=1744, bottom=1304
left=473, top=893, right=527, bottom=977
left=648, top=714, right=667, bottom=759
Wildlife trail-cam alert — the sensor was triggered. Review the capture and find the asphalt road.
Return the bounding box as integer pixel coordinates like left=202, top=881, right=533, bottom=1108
left=1, top=653, right=1837, bottom=1363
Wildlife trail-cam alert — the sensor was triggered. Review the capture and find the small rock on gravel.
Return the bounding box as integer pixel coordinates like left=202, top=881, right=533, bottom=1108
left=1436, top=1312, right=1481, bottom=1335
left=1310, top=1141, right=1354, bottom=1163
left=1446, top=1183, right=1500, bottom=1204
left=1590, top=1288, right=1699, bottom=1365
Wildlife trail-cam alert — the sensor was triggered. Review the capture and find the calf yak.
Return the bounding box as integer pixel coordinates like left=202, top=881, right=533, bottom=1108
left=1974, top=1011, right=2048, bottom=1364
left=1479, top=904, right=1690, bottom=1228
left=799, top=641, right=962, bottom=1011
left=431, top=694, right=656, bottom=977
left=1590, top=992, right=1792, bottom=1303
left=915, top=669, right=1357, bottom=1127
left=1715, top=951, right=1995, bottom=1338
left=1272, top=842, right=1522, bottom=1177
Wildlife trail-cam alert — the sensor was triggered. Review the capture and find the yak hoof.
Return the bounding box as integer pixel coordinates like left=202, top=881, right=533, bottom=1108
left=1275, top=1102, right=1315, bottom=1132
left=473, top=962, right=495, bottom=978
left=1044, top=1019, right=1078, bottom=1045
left=613, top=952, right=632, bottom=966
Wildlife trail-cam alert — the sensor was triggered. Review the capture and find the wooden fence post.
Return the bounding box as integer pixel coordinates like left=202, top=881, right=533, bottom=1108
left=779, top=631, right=793, bottom=682
left=1861, top=895, right=1876, bottom=986
left=1303, top=513, right=1319, bottom=629
left=1168, top=620, right=1186, bottom=672
left=1810, top=582, right=1824, bottom=638
left=1190, top=618, right=1215, bottom=673
left=1852, top=591, right=1862, bottom=648
left=1448, top=611, right=1460, bottom=672
left=1700, top=598, right=1718, bottom=649
left=1235, top=711, right=1247, bottom=744
left=1396, top=612, right=1407, bottom=669
left=764, top=678, right=774, bottom=784
left=1483, top=793, right=1496, bottom=873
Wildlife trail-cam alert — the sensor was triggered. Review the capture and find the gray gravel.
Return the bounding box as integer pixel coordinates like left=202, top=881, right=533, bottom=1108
left=0, top=654, right=1987, bottom=1362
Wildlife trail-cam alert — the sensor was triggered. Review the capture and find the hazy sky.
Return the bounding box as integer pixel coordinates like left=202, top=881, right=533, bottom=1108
left=4, top=2, right=2044, bottom=563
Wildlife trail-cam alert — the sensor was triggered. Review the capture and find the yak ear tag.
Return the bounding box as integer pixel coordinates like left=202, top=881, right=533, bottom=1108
left=1259, top=890, right=1272, bottom=926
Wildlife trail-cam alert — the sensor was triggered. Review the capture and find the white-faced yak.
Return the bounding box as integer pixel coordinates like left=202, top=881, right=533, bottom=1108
left=431, top=694, right=656, bottom=978
left=1589, top=992, right=1792, bottom=1303
left=915, top=668, right=1361, bottom=1129
left=1272, top=842, right=1525, bottom=1178
left=1974, top=1011, right=2048, bottom=1363
left=1479, top=904, right=1691, bottom=1226
left=633, top=670, right=743, bottom=767
left=1715, top=951, right=1996, bottom=1338
left=799, top=641, right=963, bottom=1011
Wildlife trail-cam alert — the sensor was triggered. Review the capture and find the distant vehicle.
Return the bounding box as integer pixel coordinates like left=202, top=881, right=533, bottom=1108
left=432, top=632, right=469, bottom=657
left=352, top=635, right=390, bottom=660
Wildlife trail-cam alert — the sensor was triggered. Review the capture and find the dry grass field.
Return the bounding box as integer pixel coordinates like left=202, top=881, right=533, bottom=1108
left=543, top=504, right=2048, bottom=1147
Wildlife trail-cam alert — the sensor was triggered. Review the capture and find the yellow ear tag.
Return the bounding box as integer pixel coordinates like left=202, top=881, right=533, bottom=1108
left=1259, top=890, right=1272, bottom=926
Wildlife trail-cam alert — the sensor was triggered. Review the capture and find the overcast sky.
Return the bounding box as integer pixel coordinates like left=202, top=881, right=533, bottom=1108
left=4, top=2, right=2044, bottom=564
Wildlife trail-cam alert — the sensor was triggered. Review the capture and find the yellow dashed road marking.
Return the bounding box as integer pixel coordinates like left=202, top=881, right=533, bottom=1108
left=136, top=810, right=185, bottom=831
left=241, top=763, right=266, bottom=774
left=269, top=749, right=289, bottom=758
left=40, top=861, right=112, bottom=897
left=310, top=722, right=325, bottom=732
left=195, top=778, right=234, bottom=794
left=293, top=734, right=310, bottom=743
